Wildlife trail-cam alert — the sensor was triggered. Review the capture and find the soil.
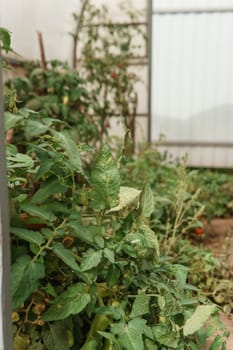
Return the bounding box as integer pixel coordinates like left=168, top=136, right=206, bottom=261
left=203, top=218, right=233, bottom=350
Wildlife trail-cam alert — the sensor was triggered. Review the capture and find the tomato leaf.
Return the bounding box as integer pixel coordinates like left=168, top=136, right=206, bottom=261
left=20, top=202, right=56, bottom=222
left=111, top=318, right=147, bottom=350
left=183, top=305, right=216, bottom=336
left=80, top=249, right=102, bottom=271
left=53, top=243, right=80, bottom=272
left=42, top=283, right=91, bottom=321
left=139, top=184, right=154, bottom=218
left=42, top=320, right=73, bottom=350
left=69, top=221, right=95, bottom=245
left=130, top=294, right=150, bottom=319
left=109, top=186, right=141, bottom=212
left=32, top=178, right=67, bottom=204
left=10, top=227, right=45, bottom=246
left=4, top=111, right=23, bottom=131
left=153, top=324, right=179, bottom=348
left=90, top=144, right=120, bottom=211
left=11, top=255, right=45, bottom=309
left=52, top=130, right=83, bottom=174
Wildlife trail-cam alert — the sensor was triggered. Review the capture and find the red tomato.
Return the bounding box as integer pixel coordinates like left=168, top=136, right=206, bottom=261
left=111, top=72, right=117, bottom=79
left=194, top=227, right=204, bottom=235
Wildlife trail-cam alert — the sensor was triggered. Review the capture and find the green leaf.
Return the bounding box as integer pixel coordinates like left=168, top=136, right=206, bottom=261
left=7, top=152, right=34, bottom=169
left=53, top=243, right=80, bottom=272
left=139, top=184, right=154, bottom=218
left=80, top=249, right=102, bottom=271
left=140, top=224, right=160, bottom=256
left=183, top=305, right=216, bottom=336
left=42, top=283, right=91, bottom=321
left=104, top=247, right=115, bottom=263
left=90, top=144, right=120, bottom=211
left=130, top=294, right=150, bottom=319
left=25, top=119, right=51, bottom=139
left=209, top=335, right=226, bottom=350
left=4, top=111, right=23, bottom=131
left=42, top=320, right=73, bottom=350
left=80, top=337, right=101, bottom=350
left=111, top=318, right=147, bottom=350
left=98, top=331, right=121, bottom=350
left=70, top=221, right=95, bottom=245
left=152, top=324, right=179, bottom=348
left=32, top=178, right=67, bottom=204
left=144, top=338, right=158, bottom=350
left=20, top=202, right=56, bottom=222
left=11, top=255, right=45, bottom=309
left=27, top=342, right=44, bottom=350
left=173, top=264, right=189, bottom=289
left=95, top=306, right=124, bottom=321
left=52, top=130, right=83, bottom=173
left=10, top=227, right=45, bottom=246
left=107, top=265, right=121, bottom=287
left=0, top=27, right=12, bottom=52
left=157, top=295, right=165, bottom=310
left=35, top=159, right=54, bottom=180
left=89, top=224, right=105, bottom=248
left=188, top=341, right=200, bottom=350
left=109, top=186, right=141, bottom=212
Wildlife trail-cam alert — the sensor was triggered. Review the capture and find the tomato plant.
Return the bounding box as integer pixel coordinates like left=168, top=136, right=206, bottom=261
left=71, top=1, right=145, bottom=148
left=5, top=101, right=228, bottom=349
left=5, top=61, right=100, bottom=145
left=2, top=4, right=230, bottom=348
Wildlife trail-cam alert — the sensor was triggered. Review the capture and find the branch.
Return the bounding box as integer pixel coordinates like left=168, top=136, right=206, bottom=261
left=72, top=0, right=89, bottom=69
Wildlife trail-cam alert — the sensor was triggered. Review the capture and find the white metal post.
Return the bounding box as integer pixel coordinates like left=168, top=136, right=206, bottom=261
left=0, top=58, right=13, bottom=349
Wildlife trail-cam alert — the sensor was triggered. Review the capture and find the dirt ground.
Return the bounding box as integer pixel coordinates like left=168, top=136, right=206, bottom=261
left=203, top=218, right=233, bottom=349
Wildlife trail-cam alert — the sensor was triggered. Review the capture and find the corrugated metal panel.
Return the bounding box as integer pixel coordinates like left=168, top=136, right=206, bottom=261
left=151, top=0, right=233, bottom=167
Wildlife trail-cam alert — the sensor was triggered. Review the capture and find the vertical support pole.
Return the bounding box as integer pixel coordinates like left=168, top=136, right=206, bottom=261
left=0, top=57, right=13, bottom=349
left=147, top=0, right=153, bottom=142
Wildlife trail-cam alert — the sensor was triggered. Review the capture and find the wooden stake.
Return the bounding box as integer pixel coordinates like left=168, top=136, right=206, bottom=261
left=37, top=31, right=47, bottom=71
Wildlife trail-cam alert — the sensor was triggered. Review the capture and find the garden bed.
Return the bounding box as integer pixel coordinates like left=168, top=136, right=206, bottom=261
left=203, top=218, right=233, bottom=349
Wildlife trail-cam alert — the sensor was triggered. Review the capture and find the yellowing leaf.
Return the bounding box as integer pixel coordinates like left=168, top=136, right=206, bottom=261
left=90, top=144, right=120, bottom=211
left=183, top=305, right=216, bottom=336
left=13, top=334, right=30, bottom=350
left=139, top=184, right=154, bottom=218
left=109, top=186, right=141, bottom=212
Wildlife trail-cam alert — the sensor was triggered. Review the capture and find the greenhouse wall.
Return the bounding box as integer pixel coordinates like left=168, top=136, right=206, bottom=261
left=151, top=0, right=233, bottom=167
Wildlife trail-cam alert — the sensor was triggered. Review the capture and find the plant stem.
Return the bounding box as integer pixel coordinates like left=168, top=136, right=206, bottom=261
left=72, top=0, right=89, bottom=69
